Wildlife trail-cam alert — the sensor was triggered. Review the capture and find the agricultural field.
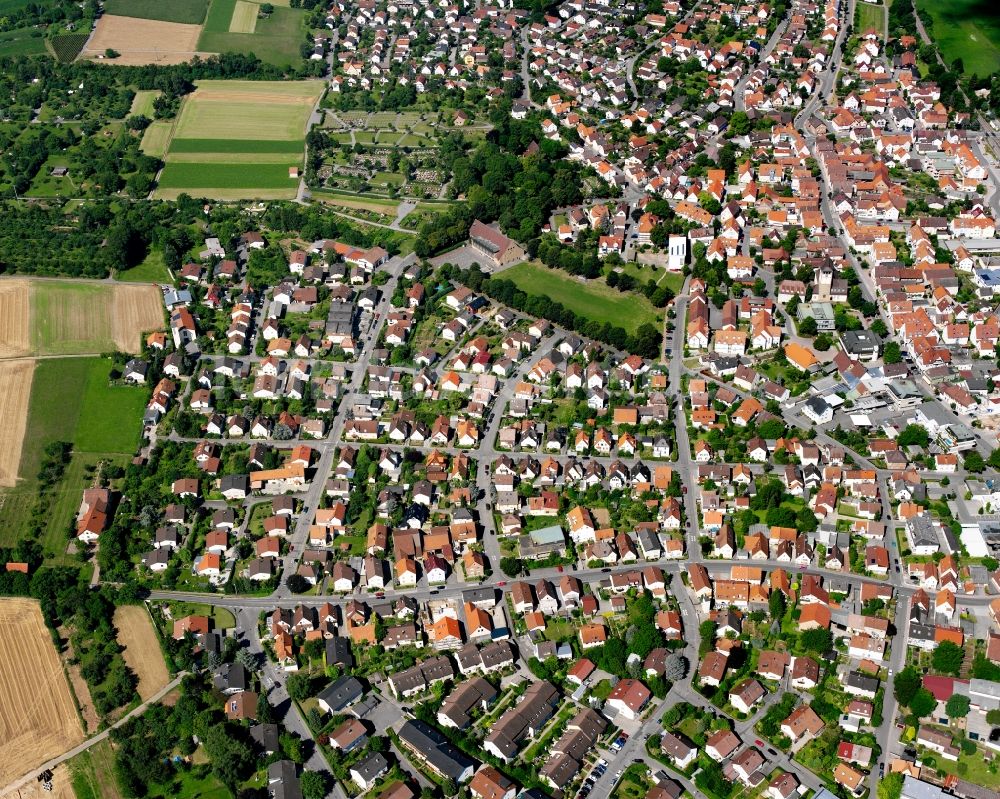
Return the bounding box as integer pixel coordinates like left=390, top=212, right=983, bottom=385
left=0, top=599, right=85, bottom=786
left=916, top=0, right=1000, bottom=76
left=0, top=764, right=75, bottom=799
left=153, top=80, right=322, bottom=199
left=0, top=280, right=31, bottom=358
left=501, top=261, right=663, bottom=335
left=140, top=121, right=174, bottom=157
left=104, top=0, right=209, bottom=24
left=29, top=280, right=163, bottom=355
left=0, top=361, right=33, bottom=488
left=81, top=15, right=205, bottom=65
left=198, top=0, right=306, bottom=66
left=49, top=33, right=88, bottom=63
left=114, top=606, right=170, bottom=701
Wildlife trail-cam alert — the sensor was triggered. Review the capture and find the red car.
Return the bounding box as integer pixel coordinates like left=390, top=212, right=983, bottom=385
left=557, top=565, right=564, bottom=573
left=497, top=581, right=507, bottom=586
left=755, top=739, right=764, bottom=748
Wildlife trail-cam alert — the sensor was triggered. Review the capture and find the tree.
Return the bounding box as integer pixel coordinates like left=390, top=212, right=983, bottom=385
left=909, top=688, right=936, bottom=719
left=798, top=316, right=818, bottom=336
left=963, top=451, right=985, bottom=473
left=499, top=557, right=523, bottom=577
left=932, top=641, right=965, bottom=676
left=897, top=424, right=930, bottom=448
left=877, top=773, right=904, bottom=799
left=883, top=341, right=902, bottom=364
left=286, top=672, right=312, bottom=702
left=301, top=772, right=328, bottom=799
left=945, top=694, right=971, bottom=718
left=814, top=333, right=832, bottom=351
left=799, top=628, right=832, bottom=653
left=286, top=574, right=310, bottom=594
left=769, top=589, right=786, bottom=620
left=894, top=665, right=921, bottom=706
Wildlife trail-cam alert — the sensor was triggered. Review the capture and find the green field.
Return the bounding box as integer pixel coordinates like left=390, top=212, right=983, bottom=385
left=119, top=248, right=173, bottom=282
left=502, top=262, right=662, bottom=334
left=0, top=358, right=145, bottom=555
left=169, top=138, right=305, bottom=152
left=198, top=0, right=307, bottom=66
left=172, top=80, right=321, bottom=140
left=0, top=27, right=48, bottom=57
left=69, top=739, right=122, bottom=799
left=917, top=0, right=1000, bottom=76
left=856, top=2, right=884, bottom=36
left=140, top=121, right=174, bottom=157
left=104, top=0, right=208, bottom=24
left=158, top=162, right=299, bottom=189
left=154, top=80, right=319, bottom=198
left=32, top=281, right=120, bottom=355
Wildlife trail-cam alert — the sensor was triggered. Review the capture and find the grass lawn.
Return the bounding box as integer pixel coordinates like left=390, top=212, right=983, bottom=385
left=855, top=1, right=884, bottom=35
left=591, top=679, right=614, bottom=700
left=158, top=162, right=300, bottom=190
left=502, top=261, right=662, bottom=335
left=916, top=0, right=1000, bottom=76
left=544, top=618, right=577, bottom=642
left=149, top=763, right=229, bottom=799
left=104, top=0, right=207, bottom=23
left=75, top=359, right=147, bottom=453
left=169, top=138, right=305, bottom=153
left=930, top=745, right=1000, bottom=788
left=168, top=602, right=237, bottom=628
left=119, top=248, right=172, bottom=282
left=173, top=80, right=321, bottom=140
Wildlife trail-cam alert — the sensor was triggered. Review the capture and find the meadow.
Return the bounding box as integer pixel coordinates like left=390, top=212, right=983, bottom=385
left=916, top=0, right=1000, bottom=76
left=501, top=262, right=662, bottom=335
left=172, top=80, right=321, bottom=140
left=0, top=27, right=48, bottom=57
left=104, top=0, right=208, bottom=24
left=157, top=162, right=300, bottom=189
left=198, top=0, right=306, bottom=66
left=855, top=1, right=884, bottom=36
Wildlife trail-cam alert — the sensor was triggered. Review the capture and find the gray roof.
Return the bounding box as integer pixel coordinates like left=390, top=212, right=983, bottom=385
left=267, top=760, right=302, bottom=799
left=398, top=720, right=477, bottom=781
left=316, top=675, right=363, bottom=712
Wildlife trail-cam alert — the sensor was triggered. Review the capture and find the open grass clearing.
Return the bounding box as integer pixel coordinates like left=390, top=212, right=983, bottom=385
left=157, top=162, right=300, bottom=195
left=502, top=261, right=663, bottom=335
left=130, top=89, right=161, bottom=117
left=916, top=0, right=1000, bottom=76
left=0, top=599, right=85, bottom=785
left=119, top=248, right=172, bottom=282
left=169, top=137, right=304, bottom=152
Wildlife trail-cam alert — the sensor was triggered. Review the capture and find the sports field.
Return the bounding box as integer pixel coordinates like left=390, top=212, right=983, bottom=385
left=114, top=606, right=169, bottom=701
left=154, top=79, right=322, bottom=199
left=198, top=0, right=305, bottom=66
left=0, top=598, right=85, bottom=786
left=916, top=0, right=1000, bottom=76
left=501, top=262, right=662, bottom=335
left=103, top=0, right=208, bottom=24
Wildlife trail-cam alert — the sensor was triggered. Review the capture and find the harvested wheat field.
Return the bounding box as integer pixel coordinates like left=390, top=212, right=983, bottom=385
left=114, top=605, right=169, bottom=701
left=0, top=764, right=74, bottom=799
left=0, top=599, right=84, bottom=786
left=0, top=280, right=31, bottom=358
left=81, top=15, right=207, bottom=65
left=0, top=361, right=34, bottom=487
left=112, top=284, right=165, bottom=352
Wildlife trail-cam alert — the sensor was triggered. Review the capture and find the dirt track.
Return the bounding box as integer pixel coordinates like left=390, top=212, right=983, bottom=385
left=0, top=599, right=84, bottom=785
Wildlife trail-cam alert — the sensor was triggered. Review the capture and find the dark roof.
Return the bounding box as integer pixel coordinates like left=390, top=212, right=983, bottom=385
left=398, top=720, right=477, bottom=781
left=267, top=760, right=302, bottom=799
left=317, top=675, right=364, bottom=712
